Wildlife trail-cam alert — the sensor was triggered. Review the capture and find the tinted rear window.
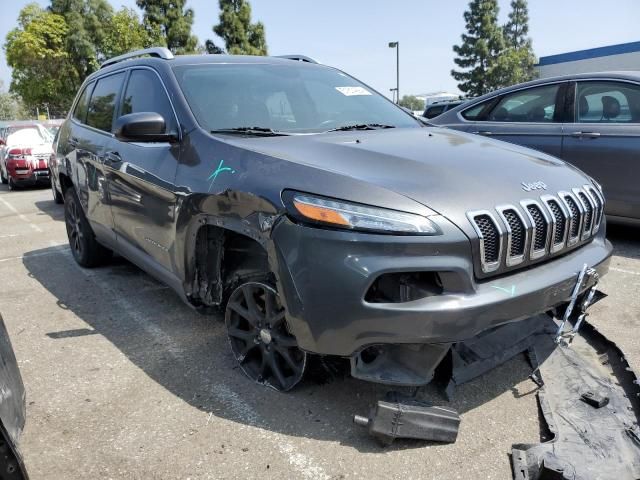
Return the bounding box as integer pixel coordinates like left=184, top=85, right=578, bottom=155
left=86, top=73, right=125, bottom=132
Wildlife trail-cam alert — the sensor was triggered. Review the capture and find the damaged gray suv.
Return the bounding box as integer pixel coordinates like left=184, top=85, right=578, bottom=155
left=55, top=48, right=612, bottom=391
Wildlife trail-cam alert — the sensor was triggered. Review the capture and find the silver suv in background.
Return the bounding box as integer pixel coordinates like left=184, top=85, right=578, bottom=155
left=431, top=72, right=640, bottom=225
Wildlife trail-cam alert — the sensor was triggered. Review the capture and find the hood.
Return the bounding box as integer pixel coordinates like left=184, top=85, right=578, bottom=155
left=226, top=127, right=593, bottom=233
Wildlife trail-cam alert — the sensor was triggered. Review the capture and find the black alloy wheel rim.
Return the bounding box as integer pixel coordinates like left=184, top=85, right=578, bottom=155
left=65, top=198, right=83, bottom=259
left=225, top=282, right=306, bottom=392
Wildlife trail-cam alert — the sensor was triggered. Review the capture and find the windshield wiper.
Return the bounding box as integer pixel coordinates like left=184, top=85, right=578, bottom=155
left=210, top=127, right=289, bottom=136
left=325, top=123, right=396, bottom=133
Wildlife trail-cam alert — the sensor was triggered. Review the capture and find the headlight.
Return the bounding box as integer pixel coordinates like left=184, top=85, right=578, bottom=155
left=284, top=192, right=440, bottom=235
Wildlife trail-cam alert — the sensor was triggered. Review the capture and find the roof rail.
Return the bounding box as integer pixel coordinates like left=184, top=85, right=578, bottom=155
left=101, top=47, right=174, bottom=69
left=275, top=55, right=319, bottom=64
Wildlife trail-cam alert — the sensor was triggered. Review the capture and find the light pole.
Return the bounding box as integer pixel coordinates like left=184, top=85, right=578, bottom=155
left=388, top=41, right=399, bottom=104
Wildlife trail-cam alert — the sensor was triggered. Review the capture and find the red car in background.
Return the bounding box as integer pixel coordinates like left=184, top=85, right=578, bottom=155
left=0, top=124, right=53, bottom=191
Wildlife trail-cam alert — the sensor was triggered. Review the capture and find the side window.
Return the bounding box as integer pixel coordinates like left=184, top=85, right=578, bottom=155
left=486, top=84, right=561, bottom=123
left=72, top=82, right=93, bottom=124
left=576, top=81, right=640, bottom=123
left=86, top=72, right=125, bottom=133
left=121, top=69, right=176, bottom=132
left=424, top=105, right=446, bottom=118
left=461, top=102, right=488, bottom=120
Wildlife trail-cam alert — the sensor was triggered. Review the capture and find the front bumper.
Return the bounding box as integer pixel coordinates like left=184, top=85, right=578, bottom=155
left=272, top=217, right=612, bottom=357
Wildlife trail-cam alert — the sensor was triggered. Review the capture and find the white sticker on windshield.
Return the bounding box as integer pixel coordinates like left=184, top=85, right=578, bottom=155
left=335, top=86, right=372, bottom=96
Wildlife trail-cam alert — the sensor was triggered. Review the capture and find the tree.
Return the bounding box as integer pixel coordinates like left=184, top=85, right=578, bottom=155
left=208, top=0, right=268, bottom=56
left=399, top=95, right=425, bottom=112
left=0, top=82, right=29, bottom=121
left=4, top=4, right=73, bottom=116
left=501, top=0, right=536, bottom=84
left=451, top=0, right=506, bottom=96
left=102, top=8, right=161, bottom=58
left=50, top=0, right=115, bottom=82
left=136, top=0, right=198, bottom=54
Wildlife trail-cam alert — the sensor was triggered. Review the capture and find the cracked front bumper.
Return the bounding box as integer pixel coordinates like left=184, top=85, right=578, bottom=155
left=272, top=218, right=612, bottom=357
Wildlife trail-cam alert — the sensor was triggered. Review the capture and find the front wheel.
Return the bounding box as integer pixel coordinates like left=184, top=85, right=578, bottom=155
left=225, top=281, right=306, bottom=392
left=64, top=188, right=111, bottom=267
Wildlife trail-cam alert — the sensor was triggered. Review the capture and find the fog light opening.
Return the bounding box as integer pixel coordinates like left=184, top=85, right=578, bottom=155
left=365, top=272, right=443, bottom=303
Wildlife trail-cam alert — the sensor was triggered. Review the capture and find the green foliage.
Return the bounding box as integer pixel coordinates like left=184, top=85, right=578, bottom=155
left=0, top=82, right=29, bottom=121
left=502, top=0, right=537, bottom=84
left=50, top=0, right=115, bottom=79
left=452, top=0, right=536, bottom=95
left=504, top=0, right=530, bottom=48
left=102, top=8, right=160, bottom=58
left=451, top=0, right=506, bottom=96
left=399, top=95, right=425, bottom=112
left=4, top=4, right=74, bottom=116
left=136, top=0, right=198, bottom=54
left=209, top=0, right=268, bottom=56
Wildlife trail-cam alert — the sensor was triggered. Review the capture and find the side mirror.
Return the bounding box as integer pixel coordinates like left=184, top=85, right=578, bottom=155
left=114, top=112, right=175, bottom=142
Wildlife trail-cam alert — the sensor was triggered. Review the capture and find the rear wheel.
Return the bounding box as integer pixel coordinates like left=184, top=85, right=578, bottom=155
left=0, top=166, right=7, bottom=185
left=64, top=188, right=111, bottom=267
left=225, top=281, right=306, bottom=392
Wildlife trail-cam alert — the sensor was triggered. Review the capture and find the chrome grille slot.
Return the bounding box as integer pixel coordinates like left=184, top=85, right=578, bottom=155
left=522, top=200, right=549, bottom=259
left=496, top=206, right=527, bottom=266
left=559, top=192, right=583, bottom=246
left=584, top=185, right=603, bottom=233
left=467, top=211, right=503, bottom=273
left=541, top=195, right=568, bottom=253
left=576, top=189, right=594, bottom=239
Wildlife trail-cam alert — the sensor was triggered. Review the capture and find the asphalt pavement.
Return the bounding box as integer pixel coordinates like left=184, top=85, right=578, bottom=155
left=0, top=184, right=638, bottom=479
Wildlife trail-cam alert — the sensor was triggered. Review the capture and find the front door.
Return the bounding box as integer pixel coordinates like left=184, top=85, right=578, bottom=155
left=561, top=80, right=640, bottom=220
left=465, top=82, right=567, bottom=158
left=106, top=68, right=181, bottom=271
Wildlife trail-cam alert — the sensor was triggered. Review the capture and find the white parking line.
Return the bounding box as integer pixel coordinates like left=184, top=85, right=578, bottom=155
left=0, top=196, right=43, bottom=232
left=610, top=267, right=640, bottom=277
left=0, top=246, right=70, bottom=264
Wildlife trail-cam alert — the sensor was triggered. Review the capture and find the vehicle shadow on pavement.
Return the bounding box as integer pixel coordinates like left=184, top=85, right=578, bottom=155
left=34, top=200, right=64, bottom=222
left=22, top=245, right=540, bottom=453
left=607, top=223, right=640, bottom=261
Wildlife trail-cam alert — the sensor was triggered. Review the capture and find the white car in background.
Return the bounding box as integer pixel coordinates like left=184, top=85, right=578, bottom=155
left=0, top=124, right=53, bottom=191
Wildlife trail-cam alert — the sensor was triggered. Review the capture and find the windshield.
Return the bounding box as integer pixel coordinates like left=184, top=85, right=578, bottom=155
left=172, top=63, right=420, bottom=134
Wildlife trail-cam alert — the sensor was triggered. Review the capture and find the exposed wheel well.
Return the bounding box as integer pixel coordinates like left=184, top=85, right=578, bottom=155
left=193, top=225, right=271, bottom=307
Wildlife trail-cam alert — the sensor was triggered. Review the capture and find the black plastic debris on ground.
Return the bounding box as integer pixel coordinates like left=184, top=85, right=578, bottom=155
left=354, top=391, right=460, bottom=446
left=512, top=320, right=640, bottom=479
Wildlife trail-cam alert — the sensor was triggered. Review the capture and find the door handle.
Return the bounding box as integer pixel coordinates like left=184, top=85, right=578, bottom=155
left=471, top=131, right=494, bottom=136
left=103, top=151, right=122, bottom=168
left=570, top=131, right=601, bottom=139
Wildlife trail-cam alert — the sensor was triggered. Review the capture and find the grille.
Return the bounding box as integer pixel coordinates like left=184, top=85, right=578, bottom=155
left=547, top=200, right=566, bottom=245
left=503, top=210, right=525, bottom=256
left=474, top=215, right=500, bottom=263
left=527, top=204, right=547, bottom=251
left=468, top=185, right=603, bottom=275
left=564, top=195, right=581, bottom=239
left=578, top=192, right=593, bottom=234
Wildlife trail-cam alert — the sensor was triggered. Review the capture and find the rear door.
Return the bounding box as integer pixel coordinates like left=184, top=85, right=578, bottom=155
left=62, top=72, right=125, bottom=241
left=561, top=80, right=640, bottom=219
left=463, top=82, right=567, bottom=157
left=106, top=67, right=181, bottom=271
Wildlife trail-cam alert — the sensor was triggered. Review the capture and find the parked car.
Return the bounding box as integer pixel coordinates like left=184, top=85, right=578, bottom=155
left=430, top=72, right=640, bottom=224
left=0, top=124, right=53, bottom=190
left=0, top=314, right=28, bottom=479
left=422, top=99, right=467, bottom=119
left=54, top=48, right=611, bottom=392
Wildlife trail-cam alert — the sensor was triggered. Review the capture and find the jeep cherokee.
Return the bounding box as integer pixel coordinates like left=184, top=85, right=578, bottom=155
left=55, top=48, right=612, bottom=391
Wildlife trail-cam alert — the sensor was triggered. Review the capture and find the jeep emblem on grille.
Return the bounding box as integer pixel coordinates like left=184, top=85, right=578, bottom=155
left=521, top=181, right=547, bottom=192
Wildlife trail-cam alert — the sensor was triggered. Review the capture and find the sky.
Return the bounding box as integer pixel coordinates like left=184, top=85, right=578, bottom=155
left=1, top=0, right=640, bottom=99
